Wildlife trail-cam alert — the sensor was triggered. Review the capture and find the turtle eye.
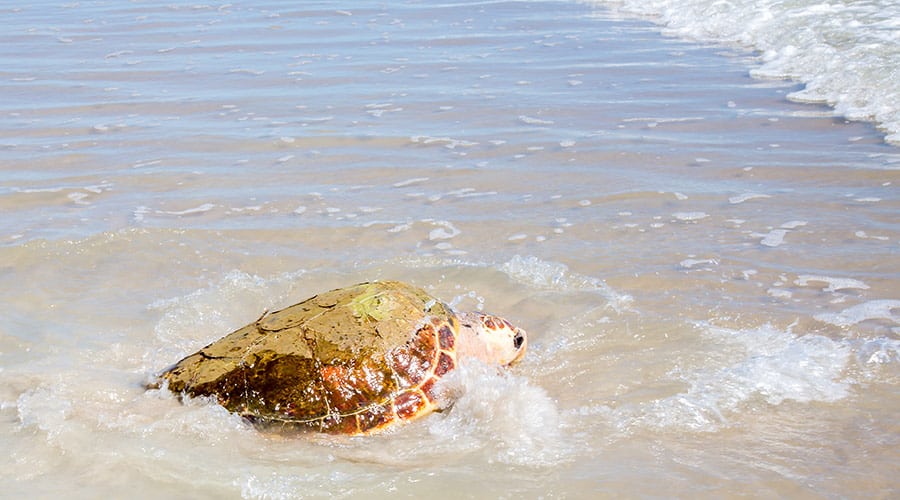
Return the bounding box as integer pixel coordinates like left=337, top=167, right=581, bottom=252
left=513, top=332, right=525, bottom=350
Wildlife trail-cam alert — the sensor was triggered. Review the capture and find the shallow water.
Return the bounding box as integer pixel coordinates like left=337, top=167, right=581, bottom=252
left=598, top=0, right=900, bottom=145
left=1, top=1, right=898, bottom=498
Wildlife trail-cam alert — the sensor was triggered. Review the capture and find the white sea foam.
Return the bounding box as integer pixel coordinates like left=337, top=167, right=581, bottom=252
left=67, top=192, right=91, bottom=205
left=794, top=275, right=869, bottom=293
left=428, top=362, right=569, bottom=466
left=759, top=229, right=788, bottom=247
left=392, top=177, right=429, bottom=188
left=855, top=337, right=900, bottom=366
left=518, top=115, right=555, bottom=126
left=729, top=193, right=772, bottom=205
left=814, top=300, right=900, bottom=328
left=767, top=288, right=793, bottom=299
left=611, top=323, right=884, bottom=431
left=426, top=220, right=461, bottom=240
left=680, top=258, right=717, bottom=270
left=410, top=135, right=478, bottom=149
left=158, top=203, right=217, bottom=216
left=596, top=0, right=900, bottom=145
left=672, top=211, right=708, bottom=222
left=855, top=230, right=890, bottom=241
left=780, top=220, right=807, bottom=230
left=499, top=255, right=631, bottom=310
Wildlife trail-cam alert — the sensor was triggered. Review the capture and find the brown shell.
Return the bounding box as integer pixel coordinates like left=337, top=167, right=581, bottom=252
left=155, top=281, right=458, bottom=434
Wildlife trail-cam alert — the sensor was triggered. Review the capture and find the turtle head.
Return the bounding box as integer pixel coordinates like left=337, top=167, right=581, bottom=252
left=456, top=311, right=527, bottom=367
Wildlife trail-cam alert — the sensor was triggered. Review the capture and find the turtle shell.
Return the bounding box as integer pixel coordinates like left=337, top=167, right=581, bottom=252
left=157, top=281, right=459, bottom=434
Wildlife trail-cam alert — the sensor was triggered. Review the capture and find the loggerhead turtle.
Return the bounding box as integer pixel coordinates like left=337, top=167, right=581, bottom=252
left=152, top=280, right=526, bottom=435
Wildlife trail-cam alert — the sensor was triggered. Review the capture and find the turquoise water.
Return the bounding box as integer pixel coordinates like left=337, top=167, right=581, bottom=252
left=1, top=1, right=898, bottom=498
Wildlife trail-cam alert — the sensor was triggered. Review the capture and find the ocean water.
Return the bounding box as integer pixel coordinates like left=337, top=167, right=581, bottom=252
left=598, top=0, right=900, bottom=145
left=1, top=1, right=898, bottom=498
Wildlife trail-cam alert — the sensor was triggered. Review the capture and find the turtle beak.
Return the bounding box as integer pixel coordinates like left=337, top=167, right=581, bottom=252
left=507, top=328, right=527, bottom=366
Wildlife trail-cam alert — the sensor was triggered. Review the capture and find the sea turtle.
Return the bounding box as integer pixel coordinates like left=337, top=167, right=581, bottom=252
left=152, top=280, right=527, bottom=435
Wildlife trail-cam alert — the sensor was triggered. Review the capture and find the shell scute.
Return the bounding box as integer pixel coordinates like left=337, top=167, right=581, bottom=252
left=356, top=404, right=394, bottom=431
left=387, top=323, right=438, bottom=387
left=418, top=377, right=438, bottom=400
left=438, top=324, right=455, bottom=350
left=434, top=351, right=455, bottom=377
left=394, top=390, right=428, bottom=420
left=320, top=358, right=395, bottom=414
